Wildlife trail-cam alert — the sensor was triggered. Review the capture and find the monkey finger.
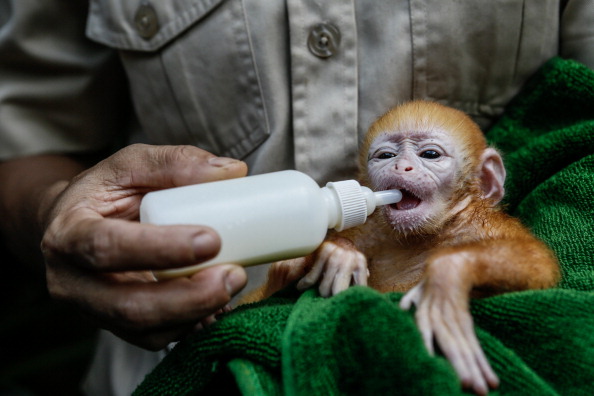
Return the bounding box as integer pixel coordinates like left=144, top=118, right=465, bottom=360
left=459, top=313, right=500, bottom=390
left=451, top=344, right=488, bottom=396
left=318, top=256, right=341, bottom=297
left=330, top=253, right=366, bottom=295
left=435, top=327, right=479, bottom=392
left=352, top=266, right=369, bottom=287
left=472, top=344, right=499, bottom=391
left=351, top=252, right=369, bottom=286
left=415, top=301, right=436, bottom=356
left=409, top=286, right=439, bottom=356
left=399, top=281, right=424, bottom=311
left=331, top=253, right=367, bottom=293
left=427, top=299, right=470, bottom=370
left=296, top=244, right=337, bottom=290
left=331, top=267, right=354, bottom=296
left=436, top=302, right=489, bottom=395
left=453, top=305, right=495, bottom=390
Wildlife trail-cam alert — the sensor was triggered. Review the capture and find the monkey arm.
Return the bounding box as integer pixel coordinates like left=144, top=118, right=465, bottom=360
left=245, top=236, right=368, bottom=302
left=435, top=236, right=560, bottom=297
left=439, top=207, right=561, bottom=295
left=238, top=256, right=313, bottom=303
left=398, top=246, right=495, bottom=395
left=240, top=236, right=368, bottom=303
left=399, top=235, right=559, bottom=395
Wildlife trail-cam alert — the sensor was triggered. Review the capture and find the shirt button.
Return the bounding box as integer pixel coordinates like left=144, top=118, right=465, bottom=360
left=308, top=23, right=341, bottom=58
left=134, top=2, right=160, bottom=39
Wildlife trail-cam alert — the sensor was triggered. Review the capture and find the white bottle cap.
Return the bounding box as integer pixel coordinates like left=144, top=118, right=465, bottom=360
left=326, top=180, right=369, bottom=231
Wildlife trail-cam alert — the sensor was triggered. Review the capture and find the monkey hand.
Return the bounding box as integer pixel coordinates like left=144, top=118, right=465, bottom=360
left=296, top=239, right=369, bottom=297
left=399, top=258, right=499, bottom=395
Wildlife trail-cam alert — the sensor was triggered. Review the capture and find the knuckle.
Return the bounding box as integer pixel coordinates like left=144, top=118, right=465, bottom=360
left=168, top=145, right=207, bottom=169
left=44, top=214, right=122, bottom=271
left=122, top=142, right=146, bottom=153
left=168, top=145, right=211, bottom=183
left=42, top=217, right=86, bottom=267
left=344, top=253, right=367, bottom=271
left=168, top=145, right=194, bottom=162
left=119, top=143, right=146, bottom=158
left=40, top=213, right=73, bottom=258
left=111, top=143, right=146, bottom=168
left=322, top=240, right=337, bottom=249
left=320, top=241, right=337, bottom=255
left=40, top=227, right=60, bottom=261
left=87, top=225, right=117, bottom=269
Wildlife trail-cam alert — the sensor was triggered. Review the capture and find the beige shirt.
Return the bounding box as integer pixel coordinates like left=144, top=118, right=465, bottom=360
left=1, top=0, right=593, bottom=184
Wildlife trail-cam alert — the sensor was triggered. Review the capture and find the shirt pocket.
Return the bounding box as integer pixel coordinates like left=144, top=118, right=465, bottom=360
left=410, top=0, right=559, bottom=129
left=86, top=0, right=269, bottom=159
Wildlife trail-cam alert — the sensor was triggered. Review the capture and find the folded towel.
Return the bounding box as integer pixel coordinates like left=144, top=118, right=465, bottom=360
left=487, top=57, right=594, bottom=291
left=134, top=57, right=594, bottom=395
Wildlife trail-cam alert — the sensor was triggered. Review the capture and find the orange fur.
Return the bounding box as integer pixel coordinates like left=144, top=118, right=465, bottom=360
left=359, top=101, right=486, bottom=185
left=251, top=99, right=559, bottom=305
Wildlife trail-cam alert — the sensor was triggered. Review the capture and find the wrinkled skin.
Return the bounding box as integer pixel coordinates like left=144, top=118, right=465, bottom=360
left=34, top=144, right=249, bottom=349
left=366, top=127, right=462, bottom=234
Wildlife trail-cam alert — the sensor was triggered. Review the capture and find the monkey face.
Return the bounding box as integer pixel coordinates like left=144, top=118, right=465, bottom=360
left=367, top=129, right=463, bottom=235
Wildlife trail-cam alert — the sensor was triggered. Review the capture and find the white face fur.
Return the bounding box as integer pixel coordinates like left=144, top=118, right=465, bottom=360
left=367, top=128, right=464, bottom=234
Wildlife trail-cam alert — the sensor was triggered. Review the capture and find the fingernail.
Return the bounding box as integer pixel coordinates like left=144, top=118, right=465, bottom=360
left=224, top=266, right=247, bottom=295
left=192, top=231, right=220, bottom=260
left=208, top=156, right=241, bottom=167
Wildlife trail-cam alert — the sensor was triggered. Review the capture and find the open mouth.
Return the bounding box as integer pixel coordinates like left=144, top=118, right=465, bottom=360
left=390, top=189, right=422, bottom=211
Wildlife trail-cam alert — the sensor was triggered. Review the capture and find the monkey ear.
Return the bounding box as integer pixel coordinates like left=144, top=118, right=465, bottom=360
left=479, top=148, right=506, bottom=204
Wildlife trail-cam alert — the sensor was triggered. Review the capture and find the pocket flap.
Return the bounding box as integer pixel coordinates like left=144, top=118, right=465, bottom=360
left=86, top=0, right=225, bottom=51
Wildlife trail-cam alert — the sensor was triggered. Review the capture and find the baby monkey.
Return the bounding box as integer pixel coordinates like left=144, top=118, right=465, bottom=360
left=250, top=101, right=560, bottom=395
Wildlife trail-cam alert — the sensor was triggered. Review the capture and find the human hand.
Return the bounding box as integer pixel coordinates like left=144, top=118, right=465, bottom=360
left=399, top=256, right=499, bottom=395
left=296, top=238, right=368, bottom=297
left=40, top=144, right=248, bottom=350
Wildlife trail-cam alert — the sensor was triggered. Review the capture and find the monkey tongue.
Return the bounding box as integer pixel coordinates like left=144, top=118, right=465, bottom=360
left=394, top=191, right=421, bottom=210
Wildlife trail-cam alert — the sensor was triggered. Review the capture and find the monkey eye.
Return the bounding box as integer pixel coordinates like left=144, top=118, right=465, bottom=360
left=377, top=152, right=396, bottom=159
left=420, top=150, right=441, bottom=159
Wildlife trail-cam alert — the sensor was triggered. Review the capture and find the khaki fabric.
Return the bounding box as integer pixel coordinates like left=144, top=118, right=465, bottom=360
left=2, top=0, right=593, bottom=182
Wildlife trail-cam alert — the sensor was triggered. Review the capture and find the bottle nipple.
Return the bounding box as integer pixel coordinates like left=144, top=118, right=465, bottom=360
left=373, top=189, right=402, bottom=206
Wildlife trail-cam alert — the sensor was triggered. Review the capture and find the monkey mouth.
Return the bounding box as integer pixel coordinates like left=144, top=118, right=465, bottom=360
left=391, top=189, right=422, bottom=211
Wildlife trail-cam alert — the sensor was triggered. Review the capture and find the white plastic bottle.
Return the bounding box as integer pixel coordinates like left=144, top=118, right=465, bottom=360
left=140, top=170, right=401, bottom=279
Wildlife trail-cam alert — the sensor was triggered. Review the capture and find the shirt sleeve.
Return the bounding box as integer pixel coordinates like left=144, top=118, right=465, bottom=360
left=561, top=0, right=594, bottom=69
left=0, top=0, right=130, bottom=160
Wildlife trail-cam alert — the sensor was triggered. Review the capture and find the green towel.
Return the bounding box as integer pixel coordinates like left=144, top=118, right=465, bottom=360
left=134, top=57, right=594, bottom=396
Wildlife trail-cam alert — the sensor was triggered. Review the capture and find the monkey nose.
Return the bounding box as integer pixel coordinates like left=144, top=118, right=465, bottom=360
left=396, top=164, right=414, bottom=172
left=395, top=161, right=414, bottom=172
